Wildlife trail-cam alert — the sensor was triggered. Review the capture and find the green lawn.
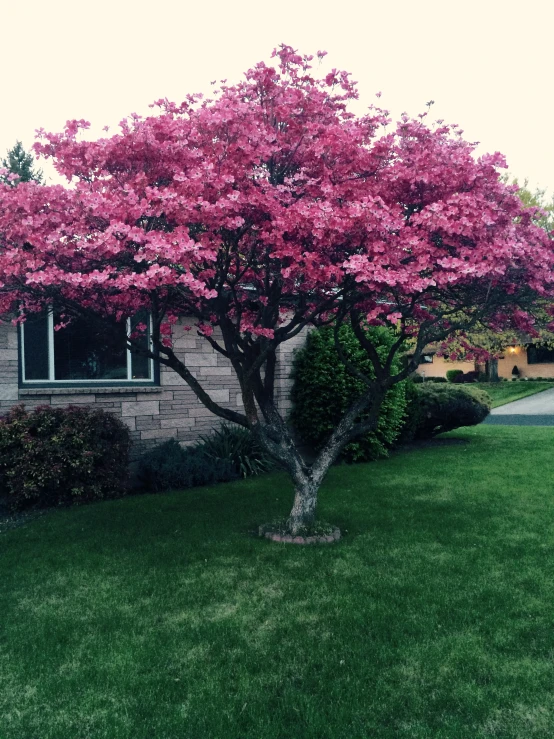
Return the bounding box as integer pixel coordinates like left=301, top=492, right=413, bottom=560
left=3, top=425, right=554, bottom=738
left=473, top=380, right=554, bottom=407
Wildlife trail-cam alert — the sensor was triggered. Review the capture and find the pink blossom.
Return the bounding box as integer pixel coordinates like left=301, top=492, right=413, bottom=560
left=0, top=44, right=551, bottom=373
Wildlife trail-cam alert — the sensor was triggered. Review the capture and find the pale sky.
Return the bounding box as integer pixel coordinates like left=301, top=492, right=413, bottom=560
left=2, top=0, right=552, bottom=195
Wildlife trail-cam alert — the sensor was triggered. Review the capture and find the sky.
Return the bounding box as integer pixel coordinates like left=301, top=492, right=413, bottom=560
left=2, top=0, right=552, bottom=195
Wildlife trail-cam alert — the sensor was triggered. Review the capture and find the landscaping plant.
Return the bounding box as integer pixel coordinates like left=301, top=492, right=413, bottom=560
left=291, top=324, right=407, bottom=462
left=137, top=438, right=237, bottom=493
left=198, top=424, right=274, bottom=478
left=402, top=384, right=491, bottom=440
left=0, top=404, right=131, bottom=510
left=446, top=369, right=464, bottom=383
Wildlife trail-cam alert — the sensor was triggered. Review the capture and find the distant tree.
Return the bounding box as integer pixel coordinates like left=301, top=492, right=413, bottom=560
left=0, top=141, right=43, bottom=185
left=506, top=176, right=554, bottom=232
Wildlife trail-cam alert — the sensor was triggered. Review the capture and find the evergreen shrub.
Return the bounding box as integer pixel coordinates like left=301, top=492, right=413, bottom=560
left=0, top=404, right=131, bottom=511
left=401, top=384, right=491, bottom=440
left=290, top=325, right=407, bottom=462
left=446, top=369, right=464, bottom=383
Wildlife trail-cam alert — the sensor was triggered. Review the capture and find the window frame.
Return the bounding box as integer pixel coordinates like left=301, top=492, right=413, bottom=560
left=19, top=310, right=159, bottom=388
left=526, top=344, right=554, bottom=365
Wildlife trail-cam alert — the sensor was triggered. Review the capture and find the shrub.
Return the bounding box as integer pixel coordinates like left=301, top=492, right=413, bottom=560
left=137, top=438, right=238, bottom=493
left=401, top=384, right=491, bottom=440
left=0, top=404, right=131, bottom=511
left=446, top=369, right=464, bottom=383
left=452, top=370, right=479, bottom=384
left=397, top=380, right=421, bottom=442
left=290, top=325, right=407, bottom=462
left=412, top=375, right=448, bottom=383
left=198, top=424, right=274, bottom=478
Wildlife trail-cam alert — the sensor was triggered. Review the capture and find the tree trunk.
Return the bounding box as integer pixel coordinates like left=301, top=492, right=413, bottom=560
left=486, top=358, right=499, bottom=382
left=287, top=476, right=318, bottom=534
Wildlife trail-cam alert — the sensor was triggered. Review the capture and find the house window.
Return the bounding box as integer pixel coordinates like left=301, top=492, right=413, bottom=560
left=527, top=344, right=554, bottom=365
left=21, top=310, right=154, bottom=384
left=421, top=354, right=434, bottom=364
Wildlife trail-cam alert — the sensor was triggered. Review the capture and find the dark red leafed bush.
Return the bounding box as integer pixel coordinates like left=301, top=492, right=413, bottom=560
left=0, top=404, right=131, bottom=511
left=452, top=370, right=480, bottom=384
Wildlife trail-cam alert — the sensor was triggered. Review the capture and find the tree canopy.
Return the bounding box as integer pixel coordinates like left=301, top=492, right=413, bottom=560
left=0, top=46, right=552, bottom=533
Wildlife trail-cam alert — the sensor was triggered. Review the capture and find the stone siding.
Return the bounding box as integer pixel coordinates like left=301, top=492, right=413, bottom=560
left=0, top=319, right=305, bottom=458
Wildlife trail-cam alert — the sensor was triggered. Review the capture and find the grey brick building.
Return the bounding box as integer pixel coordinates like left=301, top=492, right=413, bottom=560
left=0, top=317, right=305, bottom=456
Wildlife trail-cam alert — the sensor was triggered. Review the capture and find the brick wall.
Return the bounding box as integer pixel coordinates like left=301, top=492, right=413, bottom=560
left=0, top=319, right=306, bottom=458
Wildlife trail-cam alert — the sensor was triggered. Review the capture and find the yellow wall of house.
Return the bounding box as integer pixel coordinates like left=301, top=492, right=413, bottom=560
left=415, top=356, right=475, bottom=378
left=415, top=346, right=554, bottom=380
left=498, top=346, right=554, bottom=379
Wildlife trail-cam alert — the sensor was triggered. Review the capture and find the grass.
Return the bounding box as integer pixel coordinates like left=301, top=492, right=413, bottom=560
left=3, top=425, right=554, bottom=737
left=473, top=380, right=554, bottom=407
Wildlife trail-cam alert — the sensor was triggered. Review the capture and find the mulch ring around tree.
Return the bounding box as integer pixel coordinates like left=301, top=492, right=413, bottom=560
left=258, top=522, right=341, bottom=545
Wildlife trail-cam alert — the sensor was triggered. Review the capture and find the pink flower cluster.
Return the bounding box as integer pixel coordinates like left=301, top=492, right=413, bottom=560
left=0, top=44, right=552, bottom=349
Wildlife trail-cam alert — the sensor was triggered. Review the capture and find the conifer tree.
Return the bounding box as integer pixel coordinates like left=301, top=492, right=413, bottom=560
left=0, top=141, right=43, bottom=185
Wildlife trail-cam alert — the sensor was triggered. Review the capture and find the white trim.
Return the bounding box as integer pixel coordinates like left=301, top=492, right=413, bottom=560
left=126, top=317, right=132, bottom=380
left=21, top=311, right=154, bottom=384
left=47, top=309, right=55, bottom=381
left=20, top=321, right=26, bottom=381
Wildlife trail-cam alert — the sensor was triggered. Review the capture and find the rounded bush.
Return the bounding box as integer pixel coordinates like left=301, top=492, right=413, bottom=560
left=0, top=404, right=131, bottom=510
left=290, top=325, right=407, bottom=462
left=402, top=384, right=491, bottom=440
left=446, top=369, right=464, bottom=383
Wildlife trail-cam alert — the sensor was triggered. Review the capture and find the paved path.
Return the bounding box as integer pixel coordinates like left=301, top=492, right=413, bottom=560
left=483, top=387, right=554, bottom=426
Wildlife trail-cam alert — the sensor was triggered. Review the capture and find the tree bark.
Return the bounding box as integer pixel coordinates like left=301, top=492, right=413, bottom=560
left=287, top=475, right=319, bottom=534
left=486, top=358, right=499, bottom=382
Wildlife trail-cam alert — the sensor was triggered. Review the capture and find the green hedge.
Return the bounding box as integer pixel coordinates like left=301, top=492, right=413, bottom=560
left=446, top=369, right=464, bottom=383
left=402, top=384, right=491, bottom=440
left=290, top=325, right=407, bottom=462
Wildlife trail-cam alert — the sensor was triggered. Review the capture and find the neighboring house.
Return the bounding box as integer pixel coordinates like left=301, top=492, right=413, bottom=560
left=415, top=344, right=554, bottom=379
left=415, top=350, right=475, bottom=379
left=0, top=314, right=303, bottom=456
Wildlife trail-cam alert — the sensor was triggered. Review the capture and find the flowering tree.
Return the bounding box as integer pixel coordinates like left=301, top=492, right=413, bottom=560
left=0, top=46, right=552, bottom=534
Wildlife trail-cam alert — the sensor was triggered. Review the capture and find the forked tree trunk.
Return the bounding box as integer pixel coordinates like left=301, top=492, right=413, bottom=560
left=287, top=476, right=319, bottom=534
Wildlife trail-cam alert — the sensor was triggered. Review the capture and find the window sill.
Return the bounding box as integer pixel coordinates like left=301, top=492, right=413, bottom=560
left=19, top=386, right=162, bottom=396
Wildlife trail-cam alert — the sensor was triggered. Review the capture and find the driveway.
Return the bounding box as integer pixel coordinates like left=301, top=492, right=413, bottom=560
left=483, top=387, right=554, bottom=426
